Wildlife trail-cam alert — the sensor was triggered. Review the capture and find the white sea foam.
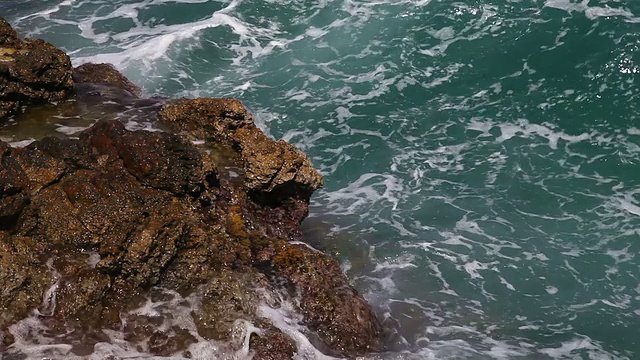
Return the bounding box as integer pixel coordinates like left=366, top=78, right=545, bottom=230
left=256, top=295, right=339, bottom=360
left=14, top=0, right=74, bottom=22
left=5, top=277, right=350, bottom=360
left=545, top=0, right=640, bottom=23
left=74, top=8, right=254, bottom=70
left=55, top=125, right=90, bottom=135
left=462, top=260, right=487, bottom=279
left=493, top=119, right=591, bottom=150
left=373, top=254, right=418, bottom=273
left=13, top=0, right=294, bottom=96
left=7, top=287, right=275, bottom=359
left=318, top=173, right=404, bottom=215
left=86, top=252, right=101, bottom=268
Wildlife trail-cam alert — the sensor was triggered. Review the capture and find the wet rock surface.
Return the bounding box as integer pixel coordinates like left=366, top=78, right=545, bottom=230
left=0, top=18, right=74, bottom=120
left=73, top=63, right=142, bottom=98
left=158, top=98, right=323, bottom=240
left=0, top=19, right=383, bottom=358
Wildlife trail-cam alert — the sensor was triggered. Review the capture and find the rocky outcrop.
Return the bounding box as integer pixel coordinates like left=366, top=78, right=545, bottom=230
left=0, top=18, right=383, bottom=358
left=73, top=62, right=142, bottom=98
left=0, top=18, right=74, bottom=119
left=0, top=117, right=382, bottom=357
left=158, top=98, right=323, bottom=239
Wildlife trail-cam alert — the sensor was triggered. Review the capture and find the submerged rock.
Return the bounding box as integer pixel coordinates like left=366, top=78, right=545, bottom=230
left=0, top=18, right=74, bottom=120
left=0, top=18, right=383, bottom=358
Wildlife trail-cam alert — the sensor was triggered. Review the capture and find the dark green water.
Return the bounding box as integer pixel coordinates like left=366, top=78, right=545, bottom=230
left=3, top=0, right=640, bottom=358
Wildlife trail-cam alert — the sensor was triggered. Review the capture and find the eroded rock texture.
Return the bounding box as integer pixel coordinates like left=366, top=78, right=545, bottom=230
left=73, top=63, right=142, bottom=98
left=0, top=18, right=383, bottom=359
left=0, top=18, right=74, bottom=119
left=158, top=98, right=323, bottom=240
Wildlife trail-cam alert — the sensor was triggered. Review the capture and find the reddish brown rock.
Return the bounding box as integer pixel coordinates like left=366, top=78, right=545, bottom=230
left=158, top=98, right=323, bottom=239
left=157, top=98, right=381, bottom=356
left=157, top=98, right=254, bottom=145
left=13, top=145, right=66, bottom=192
left=0, top=233, right=48, bottom=333
left=0, top=19, right=19, bottom=48
left=158, top=98, right=322, bottom=199
left=73, top=63, right=142, bottom=98
left=0, top=18, right=383, bottom=359
left=0, top=18, right=74, bottom=119
left=81, top=120, right=206, bottom=195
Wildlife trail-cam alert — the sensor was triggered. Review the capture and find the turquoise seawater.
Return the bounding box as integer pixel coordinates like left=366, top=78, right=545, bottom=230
left=3, top=0, right=640, bottom=358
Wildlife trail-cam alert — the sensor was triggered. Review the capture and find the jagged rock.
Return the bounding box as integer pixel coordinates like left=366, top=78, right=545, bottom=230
left=73, top=63, right=142, bottom=98
left=257, top=239, right=384, bottom=356
left=0, top=233, right=48, bottom=332
left=157, top=98, right=323, bottom=200
left=0, top=19, right=20, bottom=48
left=0, top=18, right=383, bottom=359
left=236, top=127, right=323, bottom=197
left=82, top=120, right=206, bottom=195
left=249, top=321, right=297, bottom=360
left=158, top=98, right=323, bottom=239
left=0, top=141, right=29, bottom=229
left=0, top=119, right=382, bottom=357
left=190, top=271, right=261, bottom=341
left=157, top=98, right=255, bottom=145
left=0, top=18, right=74, bottom=119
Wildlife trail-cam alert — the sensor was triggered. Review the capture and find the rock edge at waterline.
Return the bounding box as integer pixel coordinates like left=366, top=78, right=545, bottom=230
left=0, top=18, right=383, bottom=359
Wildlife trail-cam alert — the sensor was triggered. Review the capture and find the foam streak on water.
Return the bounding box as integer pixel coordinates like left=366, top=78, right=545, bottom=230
left=3, top=0, right=640, bottom=358
left=6, top=287, right=341, bottom=359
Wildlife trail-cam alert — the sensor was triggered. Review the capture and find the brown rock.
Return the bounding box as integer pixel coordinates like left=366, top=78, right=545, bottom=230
left=13, top=145, right=67, bottom=192
left=0, top=18, right=74, bottom=119
left=0, top=120, right=252, bottom=345
left=73, top=63, right=142, bottom=98
left=270, top=241, right=384, bottom=356
left=157, top=97, right=254, bottom=145
left=158, top=98, right=322, bottom=199
left=0, top=23, right=384, bottom=354
left=158, top=98, right=323, bottom=239
left=0, top=141, right=29, bottom=229
left=0, top=19, right=20, bottom=49
left=54, top=269, right=113, bottom=326
left=0, top=233, right=48, bottom=331
left=250, top=321, right=296, bottom=360
left=81, top=120, right=206, bottom=195
left=235, top=126, right=322, bottom=201
left=191, top=271, right=260, bottom=341
left=0, top=117, right=384, bottom=357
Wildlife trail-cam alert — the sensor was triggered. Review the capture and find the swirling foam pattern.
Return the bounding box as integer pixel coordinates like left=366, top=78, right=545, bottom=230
left=3, top=0, right=640, bottom=358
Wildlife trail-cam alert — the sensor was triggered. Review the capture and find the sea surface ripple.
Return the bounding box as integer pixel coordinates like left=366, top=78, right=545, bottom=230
left=2, top=0, right=640, bottom=358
